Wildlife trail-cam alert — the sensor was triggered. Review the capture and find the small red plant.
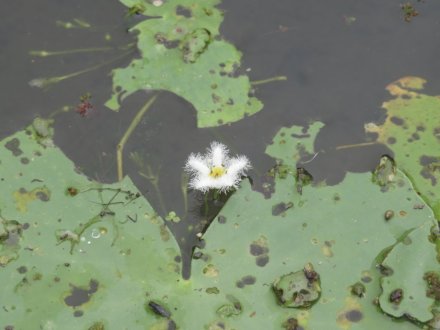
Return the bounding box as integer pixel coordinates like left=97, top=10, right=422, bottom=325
left=76, top=93, right=94, bottom=117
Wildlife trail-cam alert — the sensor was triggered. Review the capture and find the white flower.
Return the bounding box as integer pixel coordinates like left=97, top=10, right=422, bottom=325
left=184, top=142, right=251, bottom=193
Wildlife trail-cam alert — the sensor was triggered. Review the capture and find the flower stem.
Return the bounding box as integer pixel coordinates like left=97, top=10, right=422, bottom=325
left=204, top=193, right=210, bottom=217
left=251, top=75, right=287, bottom=86
left=117, top=95, right=158, bottom=181
left=181, top=173, right=189, bottom=217
left=212, top=189, right=220, bottom=200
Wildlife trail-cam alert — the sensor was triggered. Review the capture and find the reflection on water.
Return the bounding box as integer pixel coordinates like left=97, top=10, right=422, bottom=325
left=1, top=0, right=440, bottom=276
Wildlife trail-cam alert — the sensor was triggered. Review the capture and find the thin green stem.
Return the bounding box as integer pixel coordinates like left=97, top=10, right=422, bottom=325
left=48, top=106, right=72, bottom=119
left=251, top=75, right=287, bottom=86
left=117, top=95, right=158, bottom=181
left=29, top=43, right=135, bottom=57
left=56, top=19, right=91, bottom=29
left=335, top=142, right=378, bottom=150
left=29, top=49, right=134, bottom=89
left=29, top=47, right=114, bottom=57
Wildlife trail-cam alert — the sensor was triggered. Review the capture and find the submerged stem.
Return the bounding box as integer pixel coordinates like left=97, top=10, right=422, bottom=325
left=48, top=106, right=72, bottom=119
left=29, top=49, right=134, bottom=89
left=29, top=43, right=135, bottom=57
left=138, top=166, right=167, bottom=216
left=204, top=193, right=209, bottom=218
left=251, top=75, right=287, bottom=86
left=29, top=47, right=114, bottom=57
left=181, top=173, right=189, bottom=218
left=335, top=141, right=378, bottom=150
left=117, top=95, right=158, bottom=181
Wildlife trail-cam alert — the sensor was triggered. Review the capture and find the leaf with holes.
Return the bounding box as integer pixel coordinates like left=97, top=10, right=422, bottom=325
left=0, top=119, right=182, bottom=329
left=378, top=221, right=438, bottom=323
left=186, top=123, right=438, bottom=329
left=365, top=76, right=440, bottom=220
left=106, top=0, right=263, bottom=127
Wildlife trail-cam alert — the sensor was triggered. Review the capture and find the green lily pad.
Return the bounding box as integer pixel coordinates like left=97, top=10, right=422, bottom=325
left=265, top=121, right=324, bottom=167
left=378, top=222, right=438, bottom=322
left=0, top=122, right=182, bottom=329
left=191, top=172, right=436, bottom=328
left=365, top=76, right=440, bottom=219
left=106, top=0, right=263, bottom=127
left=186, top=123, right=438, bottom=329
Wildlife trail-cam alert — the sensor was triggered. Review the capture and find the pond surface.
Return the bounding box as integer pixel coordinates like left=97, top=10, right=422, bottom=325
left=1, top=0, right=440, bottom=275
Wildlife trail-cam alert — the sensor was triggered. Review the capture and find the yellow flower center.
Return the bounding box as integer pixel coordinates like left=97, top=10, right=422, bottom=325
left=209, top=166, right=226, bottom=178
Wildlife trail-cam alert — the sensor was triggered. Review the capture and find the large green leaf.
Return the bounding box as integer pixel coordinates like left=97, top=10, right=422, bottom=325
left=365, top=76, right=440, bottom=220
left=106, top=0, right=263, bottom=127
left=186, top=123, right=438, bottom=329
left=0, top=120, right=182, bottom=329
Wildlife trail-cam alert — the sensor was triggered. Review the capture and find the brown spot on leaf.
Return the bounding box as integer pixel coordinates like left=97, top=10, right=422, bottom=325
left=64, top=279, right=99, bottom=307
left=175, top=5, right=192, bottom=17
left=236, top=275, right=256, bottom=288
left=256, top=255, right=269, bottom=267
left=250, top=236, right=270, bottom=267
left=66, top=187, right=78, bottom=196
left=73, top=310, right=84, bottom=317
left=345, top=309, right=363, bottom=322
left=13, top=186, right=51, bottom=212
left=390, top=116, right=405, bottom=126
left=420, top=155, right=439, bottom=186
left=272, top=202, right=293, bottom=216
left=4, top=138, right=23, bottom=156
left=389, top=288, right=404, bottom=304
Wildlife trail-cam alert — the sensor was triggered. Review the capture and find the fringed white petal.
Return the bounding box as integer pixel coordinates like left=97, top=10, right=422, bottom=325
left=217, top=175, right=239, bottom=192
left=189, top=175, right=236, bottom=193
left=226, top=156, right=251, bottom=179
left=185, top=154, right=210, bottom=176
left=188, top=176, right=211, bottom=193
left=209, top=141, right=228, bottom=167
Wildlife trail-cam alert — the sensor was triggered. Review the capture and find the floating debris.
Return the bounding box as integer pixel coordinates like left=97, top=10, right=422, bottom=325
left=389, top=288, right=404, bottom=304
left=384, top=210, right=394, bottom=221
left=147, top=301, right=171, bottom=318
left=350, top=282, right=366, bottom=298
left=372, top=156, right=396, bottom=188
left=401, top=3, right=418, bottom=22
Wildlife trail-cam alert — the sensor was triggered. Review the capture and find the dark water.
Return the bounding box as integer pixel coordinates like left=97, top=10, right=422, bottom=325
left=1, top=0, right=440, bottom=276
